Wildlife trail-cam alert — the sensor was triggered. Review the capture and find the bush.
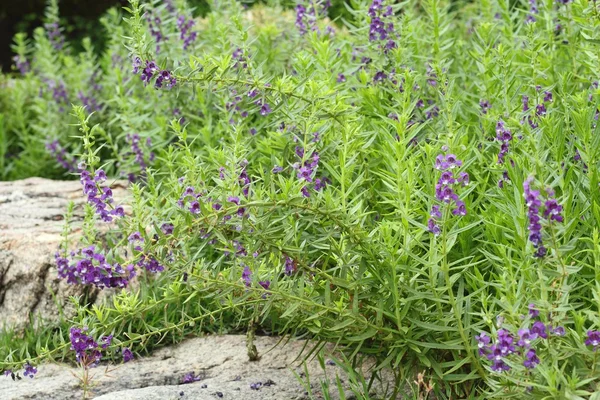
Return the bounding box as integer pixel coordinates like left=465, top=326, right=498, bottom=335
left=2, top=0, right=600, bottom=398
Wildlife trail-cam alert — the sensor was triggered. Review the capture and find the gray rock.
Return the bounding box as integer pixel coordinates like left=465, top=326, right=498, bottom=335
left=0, top=335, right=398, bottom=400
left=0, top=177, right=128, bottom=330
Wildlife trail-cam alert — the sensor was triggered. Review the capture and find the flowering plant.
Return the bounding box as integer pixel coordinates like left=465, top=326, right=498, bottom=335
left=2, top=0, right=600, bottom=398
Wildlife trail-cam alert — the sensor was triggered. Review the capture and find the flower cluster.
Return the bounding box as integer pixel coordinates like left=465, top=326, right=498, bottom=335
left=46, top=140, right=77, bottom=171
left=293, top=146, right=329, bottom=197
left=479, top=99, right=491, bottom=114
left=523, top=177, right=563, bottom=258
left=428, top=152, right=469, bottom=235
left=368, top=0, right=396, bottom=52
left=45, top=79, right=69, bottom=111
left=177, top=185, right=203, bottom=213
left=137, top=255, right=166, bottom=274
left=284, top=256, right=298, bottom=276
left=23, top=363, right=37, bottom=379
left=80, top=168, right=124, bottom=222
left=177, top=15, right=197, bottom=50
left=69, top=327, right=102, bottom=367
left=476, top=305, right=564, bottom=372
left=129, top=232, right=166, bottom=273
left=495, top=119, right=513, bottom=164
left=522, top=90, right=552, bottom=129
left=12, top=55, right=29, bottom=75
left=125, top=133, right=154, bottom=182
left=232, top=48, right=248, bottom=69
left=56, top=246, right=135, bottom=289
left=134, top=59, right=176, bottom=89
left=526, top=0, right=539, bottom=23
left=146, top=13, right=164, bottom=53
left=44, top=22, right=65, bottom=50
left=238, top=160, right=252, bottom=197
left=77, top=71, right=103, bottom=113
left=240, top=265, right=271, bottom=293
left=295, top=0, right=331, bottom=36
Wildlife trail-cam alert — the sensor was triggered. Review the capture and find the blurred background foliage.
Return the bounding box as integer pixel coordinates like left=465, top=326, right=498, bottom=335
left=0, top=0, right=487, bottom=72
left=0, top=0, right=523, bottom=73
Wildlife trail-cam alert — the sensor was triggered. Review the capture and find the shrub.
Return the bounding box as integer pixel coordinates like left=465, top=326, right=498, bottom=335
left=2, top=0, right=600, bottom=398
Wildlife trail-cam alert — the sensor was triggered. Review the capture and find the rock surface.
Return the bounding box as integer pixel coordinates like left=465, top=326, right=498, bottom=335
left=0, top=335, right=397, bottom=400
left=0, top=178, right=128, bottom=330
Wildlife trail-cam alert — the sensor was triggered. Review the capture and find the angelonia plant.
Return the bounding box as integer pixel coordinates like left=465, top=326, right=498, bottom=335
left=2, top=0, right=600, bottom=398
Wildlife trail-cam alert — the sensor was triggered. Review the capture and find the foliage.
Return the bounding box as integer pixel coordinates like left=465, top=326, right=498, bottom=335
left=2, top=0, right=600, bottom=398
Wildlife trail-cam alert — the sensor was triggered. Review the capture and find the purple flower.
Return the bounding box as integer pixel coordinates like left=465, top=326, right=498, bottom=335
left=128, top=232, right=144, bottom=243
left=373, top=71, right=387, bottom=83
left=427, top=218, right=440, bottom=235
left=337, top=73, right=346, bottom=83
left=177, top=15, right=198, bottom=50
left=80, top=168, right=123, bottom=222
left=137, top=255, right=165, bottom=273
left=56, top=248, right=135, bottom=289
left=536, top=103, right=547, bottom=117
left=585, top=330, right=600, bottom=350
left=528, top=303, right=539, bottom=318
left=531, top=321, right=548, bottom=339
left=495, top=119, right=513, bottom=164
left=259, top=102, right=272, bottom=116
left=490, top=359, right=510, bottom=372
left=12, top=55, right=29, bottom=75
left=45, top=22, right=65, bottom=50
left=189, top=201, right=201, bottom=214
left=122, top=348, right=134, bottom=363
left=284, top=256, right=297, bottom=276
left=46, top=140, right=77, bottom=171
left=295, top=0, right=331, bottom=36
left=140, top=61, right=159, bottom=85
left=517, top=328, right=537, bottom=347
left=314, top=177, right=330, bottom=191
left=272, top=165, right=283, bottom=174
left=155, top=70, right=177, bottom=89
left=100, top=335, right=113, bottom=349
left=125, top=133, right=154, bottom=181
left=479, top=100, right=491, bottom=114
left=132, top=57, right=142, bottom=74
left=452, top=200, right=467, bottom=216
left=23, top=363, right=37, bottom=378
left=242, top=265, right=252, bottom=287
left=161, top=223, right=174, bottom=235
left=182, top=371, right=202, bottom=384
left=69, top=327, right=102, bottom=367
left=259, top=280, right=271, bottom=290
left=523, top=349, right=540, bottom=369
left=543, top=198, right=563, bottom=223
left=524, top=177, right=546, bottom=257
left=552, top=326, right=565, bottom=336
left=475, top=333, right=491, bottom=355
